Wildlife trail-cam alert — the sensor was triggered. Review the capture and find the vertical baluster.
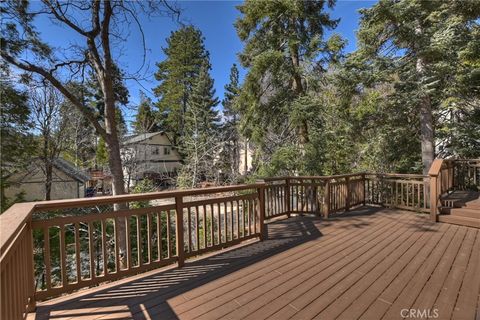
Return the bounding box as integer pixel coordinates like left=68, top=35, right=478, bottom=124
left=126, top=217, right=132, bottom=270
left=101, top=220, right=108, bottom=275
left=44, top=227, right=51, bottom=290
left=210, top=204, right=215, bottom=246
left=88, top=222, right=95, bottom=278
left=230, top=201, right=234, bottom=240
left=195, top=206, right=200, bottom=250
left=75, top=223, right=81, bottom=283
left=147, top=213, right=152, bottom=264
left=157, top=212, right=162, bottom=260
left=136, top=216, right=142, bottom=267
left=60, top=225, right=67, bottom=287
left=166, top=210, right=171, bottom=258
left=187, top=207, right=192, bottom=253
left=217, top=202, right=221, bottom=245
left=114, top=219, right=120, bottom=272
left=224, top=202, right=228, bottom=243
left=202, top=205, right=207, bottom=247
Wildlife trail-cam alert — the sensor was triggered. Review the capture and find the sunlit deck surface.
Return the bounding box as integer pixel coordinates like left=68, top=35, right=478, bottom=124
left=30, top=207, right=480, bottom=320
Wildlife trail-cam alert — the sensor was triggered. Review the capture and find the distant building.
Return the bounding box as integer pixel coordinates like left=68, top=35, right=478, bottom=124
left=4, top=158, right=90, bottom=201
left=121, top=132, right=183, bottom=187
left=239, top=139, right=254, bottom=175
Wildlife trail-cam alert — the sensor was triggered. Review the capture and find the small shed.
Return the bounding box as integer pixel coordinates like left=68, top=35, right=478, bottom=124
left=4, top=158, right=90, bottom=201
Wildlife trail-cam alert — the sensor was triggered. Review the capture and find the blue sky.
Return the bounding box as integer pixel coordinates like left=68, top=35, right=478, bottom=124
left=35, top=0, right=375, bottom=127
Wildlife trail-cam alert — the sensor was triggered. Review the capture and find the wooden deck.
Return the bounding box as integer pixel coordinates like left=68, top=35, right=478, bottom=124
left=30, top=207, right=480, bottom=320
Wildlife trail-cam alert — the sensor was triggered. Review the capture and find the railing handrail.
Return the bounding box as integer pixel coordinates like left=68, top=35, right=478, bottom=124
left=0, top=202, right=35, bottom=254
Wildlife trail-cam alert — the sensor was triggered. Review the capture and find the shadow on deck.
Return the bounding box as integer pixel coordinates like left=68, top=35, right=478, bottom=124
left=31, top=206, right=479, bottom=320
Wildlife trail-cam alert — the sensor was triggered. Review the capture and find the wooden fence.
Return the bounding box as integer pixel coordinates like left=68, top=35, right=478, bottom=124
left=3, top=161, right=477, bottom=319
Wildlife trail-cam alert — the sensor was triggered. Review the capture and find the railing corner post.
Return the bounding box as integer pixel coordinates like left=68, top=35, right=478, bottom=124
left=175, top=195, right=185, bottom=268
left=257, top=182, right=267, bottom=241
left=429, top=174, right=438, bottom=222
left=324, top=178, right=330, bottom=219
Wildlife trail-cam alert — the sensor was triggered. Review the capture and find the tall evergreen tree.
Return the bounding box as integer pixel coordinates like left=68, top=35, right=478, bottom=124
left=132, top=91, right=158, bottom=134
left=154, top=25, right=210, bottom=145
left=221, top=64, right=242, bottom=181
left=355, top=0, right=480, bottom=174
left=235, top=0, right=344, bottom=175
left=177, top=62, right=220, bottom=187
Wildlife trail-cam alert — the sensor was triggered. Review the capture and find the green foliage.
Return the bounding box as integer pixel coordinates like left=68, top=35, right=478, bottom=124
left=219, top=64, right=242, bottom=182
left=0, top=69, right=34, bottom=211
left=130, top=178, right=157, bottom=209
left=154, top=25, right=210, bottom=145
left=235, top=0, right=346, bottom=175
left=178, top=62, right=221, bottom=188
left=96, top=138, right=109, bottom=168
left=132, top=91, right=158, bottom=134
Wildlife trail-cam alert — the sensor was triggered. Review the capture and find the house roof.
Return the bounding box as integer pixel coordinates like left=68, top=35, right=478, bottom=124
left=52, top=158, right=91, bottom=183
left=123, top=132, right=176, bottom=146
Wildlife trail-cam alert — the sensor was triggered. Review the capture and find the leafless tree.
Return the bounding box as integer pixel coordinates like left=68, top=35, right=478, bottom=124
left=30, top=83, right=68, bottom=200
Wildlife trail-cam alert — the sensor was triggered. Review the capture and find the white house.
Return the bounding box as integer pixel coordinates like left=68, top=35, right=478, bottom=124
left=121, top=132, right=183, bottom=187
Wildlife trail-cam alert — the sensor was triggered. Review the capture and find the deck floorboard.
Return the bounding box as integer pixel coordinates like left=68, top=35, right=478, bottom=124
left=29, top=207, right=480, bottom=320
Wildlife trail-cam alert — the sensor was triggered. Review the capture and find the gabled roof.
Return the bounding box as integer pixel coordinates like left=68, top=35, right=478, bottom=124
left=123, top=131, right=175, bottom=146
left=52, top=158, right=91, bottom=182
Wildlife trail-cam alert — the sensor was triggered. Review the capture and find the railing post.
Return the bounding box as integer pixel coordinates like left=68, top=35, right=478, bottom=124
left=257, top=182, right=267, bottom=241
left=429, top=174, right=438, bottom=222
left=324, top=179, right=330, bottom=219
left=362, top=174, right=366, bottom=206
left=175, top=195, right=185, bottom=268
left=345, top=176, right=350, bottom=211
left=27, top=220, right=36, bottom=312
left=285, top=178, right=291, bottom=217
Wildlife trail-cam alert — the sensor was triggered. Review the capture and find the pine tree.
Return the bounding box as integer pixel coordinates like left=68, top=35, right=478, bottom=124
left=133, top=92, right=158, bottom=134
left=235, top=0, right=345, bottom=174
left=221, top=64, right=241, bottom=181
left=178, top=63, right=220, bottom=187
left=154, top=25, right=210, bottom=145
left=355, top=0, right=480, bottom=174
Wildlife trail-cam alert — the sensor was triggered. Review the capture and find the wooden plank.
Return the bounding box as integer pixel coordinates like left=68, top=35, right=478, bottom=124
left=358, top=224, right=459, bottom=320
left=451, top=230, right=480, bottom=320
left=127, top=212, right=414, bottom=320
left=318, top=222, right=448, bottom=320
left=430, top=229, right=477, bottom=319
left=335, top=223, right=449, bottom=320
left=380, top=225, right=467, bottom=320
left=176, top=213, right=418, bottom=320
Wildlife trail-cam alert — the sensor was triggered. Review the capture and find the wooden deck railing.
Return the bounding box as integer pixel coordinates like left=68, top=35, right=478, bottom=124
left=3, top=162, right=478, bottom=319
left=429, top=159, right=480, bottom=221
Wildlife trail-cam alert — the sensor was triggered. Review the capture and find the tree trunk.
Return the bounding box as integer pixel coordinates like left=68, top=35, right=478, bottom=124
left=101, top=74, right=128, bottom=267
left=45, top=162, right=52, bottom=201
left=416, top=57, right=435, bottom=176
left=289, top=29, right=309, bottom=151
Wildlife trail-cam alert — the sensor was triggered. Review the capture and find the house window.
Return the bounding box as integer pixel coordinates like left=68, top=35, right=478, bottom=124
left=164, top=147, right=171, bottom=155
left=152, top=147, right=159, bottom=155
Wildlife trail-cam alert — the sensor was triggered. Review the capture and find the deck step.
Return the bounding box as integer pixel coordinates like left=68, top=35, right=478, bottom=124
left=438, top=214, right=480, bottom=228
left=440, top=207, right=480, bottom=218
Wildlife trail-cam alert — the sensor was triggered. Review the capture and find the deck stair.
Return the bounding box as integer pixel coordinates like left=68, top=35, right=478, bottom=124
left=439, top=190, right=480, bottom=228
